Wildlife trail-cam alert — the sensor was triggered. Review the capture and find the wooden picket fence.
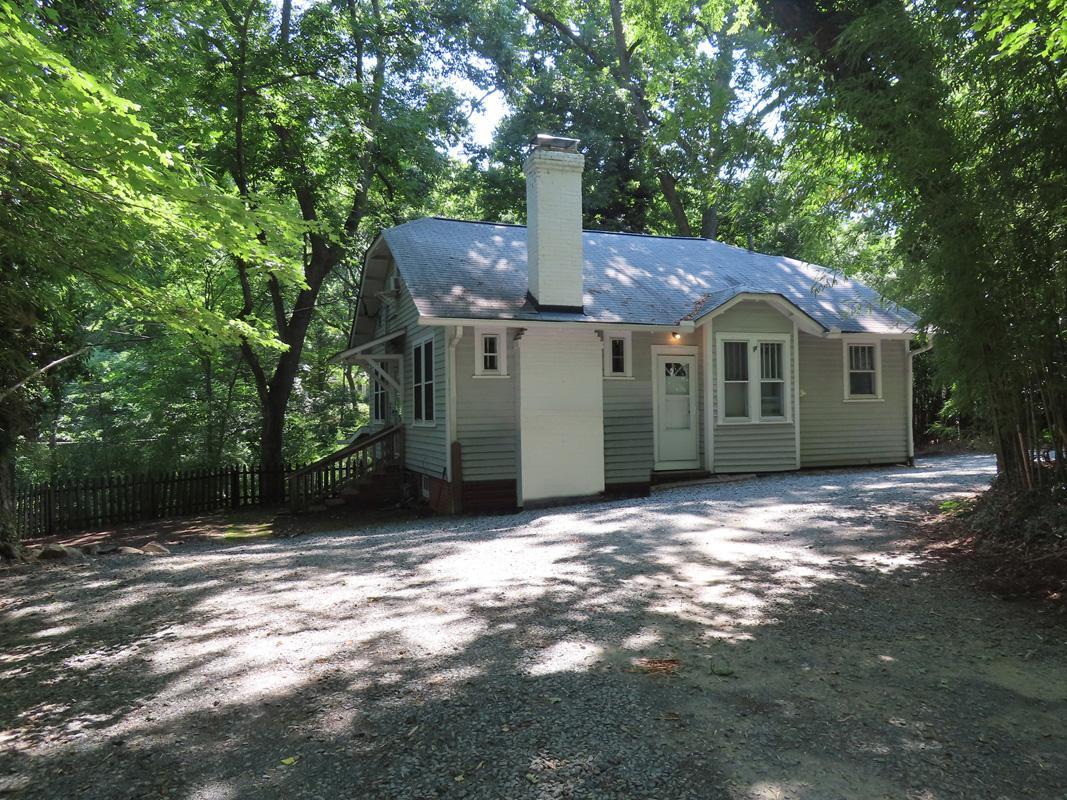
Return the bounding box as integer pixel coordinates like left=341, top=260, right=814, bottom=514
left=14, top=464, right=295, bottom=539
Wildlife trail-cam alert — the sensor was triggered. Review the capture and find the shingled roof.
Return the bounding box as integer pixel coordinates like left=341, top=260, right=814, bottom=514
left=379, top=217, right=918, bottom=334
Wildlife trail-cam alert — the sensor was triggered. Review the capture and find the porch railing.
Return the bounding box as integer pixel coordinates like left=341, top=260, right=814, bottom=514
left=286, top=424, right=404, bottom=512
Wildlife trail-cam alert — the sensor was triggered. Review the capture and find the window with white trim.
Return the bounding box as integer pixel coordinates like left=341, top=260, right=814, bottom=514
left=474, top=329, right=508, bottom=376
left=412, top=337, right=435, bottom=423
left=717, top=334, right=792, bottom=424
left=844, top=341, right=882, bottom=400
left=722, top=341, right=749, bottom=419
left=760, top=342, right=785, bottom=418
left=371, top=376, right=386, bottom=422
left=602, top=331, right=632, bottom=377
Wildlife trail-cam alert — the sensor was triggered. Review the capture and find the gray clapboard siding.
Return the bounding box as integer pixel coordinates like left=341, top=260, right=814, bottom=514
left=603, top=329, right=704, bottom=482
left=370, top=267, right=448, bottom=477
left=709, top=301, right=798, bottom=472
left=798, top=334, right=908, bottom=466
left=712, top=300, right=794, bottom=335
left=453, top=326, right=518, bottom=481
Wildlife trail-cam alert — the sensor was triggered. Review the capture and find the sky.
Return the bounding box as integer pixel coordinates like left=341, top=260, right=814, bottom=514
left=449, top=75, right=510, bottom=152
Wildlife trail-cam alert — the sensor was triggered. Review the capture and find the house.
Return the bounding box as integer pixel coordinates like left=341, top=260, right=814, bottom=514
left=331, top=135, right=920, bottom=513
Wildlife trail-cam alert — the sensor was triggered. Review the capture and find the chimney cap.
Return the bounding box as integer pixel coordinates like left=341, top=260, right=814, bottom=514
left=530, top=133, right=580, bottom=153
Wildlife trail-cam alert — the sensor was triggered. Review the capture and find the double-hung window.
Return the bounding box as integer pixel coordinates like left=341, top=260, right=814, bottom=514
left=722, top=341, right=750, bottom=419
left=759, top=342, right=785, bottom=418
left=474, top=329, right=507, bottom=377
left=844, top=340, right=882, bottom=400
left=718, top=334, right=792, bottom=423
left=371, top=376, right=386, bottom=422
left=413, top=337, right=435, bottom=424
left=603, top=331, right=632, bottom=378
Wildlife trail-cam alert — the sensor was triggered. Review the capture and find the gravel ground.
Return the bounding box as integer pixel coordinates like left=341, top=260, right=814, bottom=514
left=2, top=453, right=1066, bottom=800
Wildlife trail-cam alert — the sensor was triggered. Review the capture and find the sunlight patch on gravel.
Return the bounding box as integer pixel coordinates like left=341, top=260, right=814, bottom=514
left=526, top=640, right=603, bottom=676
left=3, top=453, right=1019, bottom=800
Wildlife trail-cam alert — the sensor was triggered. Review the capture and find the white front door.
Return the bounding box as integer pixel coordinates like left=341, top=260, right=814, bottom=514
left=654, top=353, right=699, bottom=470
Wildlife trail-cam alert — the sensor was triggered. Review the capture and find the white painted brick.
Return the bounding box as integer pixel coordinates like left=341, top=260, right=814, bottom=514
left=517, top=327, right=604, bottom=502
left=524, top=149, right=584, bottom=308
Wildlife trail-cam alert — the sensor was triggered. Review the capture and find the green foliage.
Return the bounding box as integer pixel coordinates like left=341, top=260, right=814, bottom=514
left=0, top=3, right=302, bottom=348
left=760, top=0, right=1067, bottom=487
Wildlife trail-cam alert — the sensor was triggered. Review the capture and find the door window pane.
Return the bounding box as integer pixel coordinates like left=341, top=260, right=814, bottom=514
left=664, top=362, right=689, bottom=395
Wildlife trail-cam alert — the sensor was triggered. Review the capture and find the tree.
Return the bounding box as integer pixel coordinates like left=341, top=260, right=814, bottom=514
left=758, top=0, right=1067, bottom=487
left=142, top=0, right=472, bottom=497
left=510, top=0, right=780, bottom=237
left=0, top=2, right=297, bottom=541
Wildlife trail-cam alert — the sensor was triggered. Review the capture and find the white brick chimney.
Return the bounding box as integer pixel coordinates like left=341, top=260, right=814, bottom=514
left=524, top=134, right=585, bottom=310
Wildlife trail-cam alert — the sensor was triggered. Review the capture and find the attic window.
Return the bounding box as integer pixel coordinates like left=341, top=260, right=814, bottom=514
left=603, top=331, right=632, bottom=378
left=474, top=329, right=508, bottom=377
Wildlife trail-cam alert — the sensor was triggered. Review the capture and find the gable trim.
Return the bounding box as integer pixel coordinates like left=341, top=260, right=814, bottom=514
left=693, top=292, right=826, bottom=336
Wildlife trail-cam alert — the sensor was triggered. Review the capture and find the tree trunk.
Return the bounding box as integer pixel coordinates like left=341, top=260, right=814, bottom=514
left=0, top=434, right=17, bottom=545
left=701, top=205, right=718, bottom=239
left=260, top=395, right=287, bottom=501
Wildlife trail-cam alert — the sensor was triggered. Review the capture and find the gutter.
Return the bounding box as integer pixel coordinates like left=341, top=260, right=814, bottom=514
left=418, top=316, right=696, bottom=334
left=906, top=335, right=935, bottom=463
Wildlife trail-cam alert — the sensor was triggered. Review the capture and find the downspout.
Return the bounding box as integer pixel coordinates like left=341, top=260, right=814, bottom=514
left=907, top=338, right=935, bottom=465
left=446, top=326, right=464, bottom=484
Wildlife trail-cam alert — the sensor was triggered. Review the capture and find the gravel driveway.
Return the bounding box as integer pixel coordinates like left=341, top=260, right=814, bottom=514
left=2, top=453, right=1066, bottom=800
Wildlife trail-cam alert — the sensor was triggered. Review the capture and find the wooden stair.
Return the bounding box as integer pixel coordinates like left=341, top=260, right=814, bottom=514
left=287, top=425, right=405, bottom=512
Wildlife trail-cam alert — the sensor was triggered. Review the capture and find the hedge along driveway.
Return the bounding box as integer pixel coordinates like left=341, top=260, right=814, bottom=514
left=1, top=453, right=1065, bottom=800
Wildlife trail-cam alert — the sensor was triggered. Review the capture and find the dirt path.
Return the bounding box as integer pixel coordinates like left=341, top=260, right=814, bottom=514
left=1, top=454, right=1064, bottom=799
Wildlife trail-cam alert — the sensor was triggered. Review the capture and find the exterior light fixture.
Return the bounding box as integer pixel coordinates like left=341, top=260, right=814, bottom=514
left=671, top=331, right=681, bottom=341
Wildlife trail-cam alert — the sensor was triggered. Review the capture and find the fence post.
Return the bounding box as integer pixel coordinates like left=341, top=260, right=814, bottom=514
left=46, top=483, right=56, bottom=535
left=149, top=475, right=158, bottom=519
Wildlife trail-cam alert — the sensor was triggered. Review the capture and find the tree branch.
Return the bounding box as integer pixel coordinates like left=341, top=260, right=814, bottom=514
left=0, top=348, right=89, bottom=403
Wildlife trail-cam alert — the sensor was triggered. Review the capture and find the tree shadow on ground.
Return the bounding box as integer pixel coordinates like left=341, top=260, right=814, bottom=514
left=2, top=454, right=1065, bottom=800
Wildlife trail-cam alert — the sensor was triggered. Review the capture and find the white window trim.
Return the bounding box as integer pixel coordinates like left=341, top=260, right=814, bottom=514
left=371, top=375, right=386, bottom=423
left=715, top=332, right=792, bottom=425
left=843, top=338, right=883, bottom=402
left=412, top=333, right=436, bottom=427
left=602, top=331, right=633, bottom=379
left=473, top=327, right=508, bottom=378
